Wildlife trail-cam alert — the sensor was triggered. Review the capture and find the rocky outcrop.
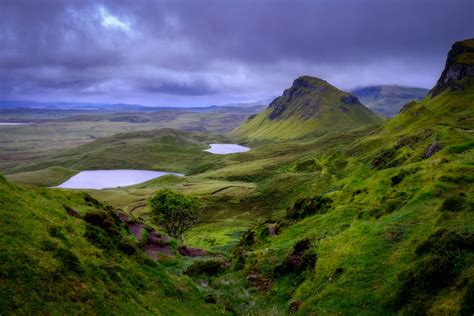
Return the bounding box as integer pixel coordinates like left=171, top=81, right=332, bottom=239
left=340, top=95, right=360, bottom=105
left=430, top=39, right=474, bottom=97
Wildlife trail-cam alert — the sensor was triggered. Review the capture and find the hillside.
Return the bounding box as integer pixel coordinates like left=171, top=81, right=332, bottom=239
left=233, top=76, right=383, bottom=140
left=0, top=175, right=222, bottom=314
left=216, top=38, right=474, bottom=314
left=352, top=85, right=429, bottom=117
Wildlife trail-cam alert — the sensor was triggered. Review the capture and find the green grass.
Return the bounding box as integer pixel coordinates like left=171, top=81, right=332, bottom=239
left=1, top=41, right=473, bottom=314
left=0, top=175, right=224, bottom=314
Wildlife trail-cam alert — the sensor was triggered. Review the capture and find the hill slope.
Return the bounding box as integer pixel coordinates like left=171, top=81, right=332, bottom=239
left=216, top=39, right=474, bottom=314
left=352, top=85, right=429, bottom=117
left=0, top=175, right=221, bottom=314
left=233, top=76, right=383, bottom=140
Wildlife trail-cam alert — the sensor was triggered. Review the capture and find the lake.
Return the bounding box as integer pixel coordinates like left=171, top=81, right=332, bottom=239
left=204, top=143, right=250, bottom=154
left=0, top=122, right=35, bottom=126
left=54, top=169, right=184, bottom=189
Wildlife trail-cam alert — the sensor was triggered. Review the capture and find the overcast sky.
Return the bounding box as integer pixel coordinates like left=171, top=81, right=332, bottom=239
left=1, top=0, right=472, bottom=107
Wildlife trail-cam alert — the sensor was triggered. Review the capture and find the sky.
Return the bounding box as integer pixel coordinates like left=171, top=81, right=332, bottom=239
left=0, top=0, right=473, bottom=107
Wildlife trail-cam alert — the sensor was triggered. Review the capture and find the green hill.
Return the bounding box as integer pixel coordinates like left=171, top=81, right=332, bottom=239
left=0, top=175, right=222, bottom=314
left=352, top=85, right=429, bottom=117
left=233, top=76, right=383, bottom=140
left=218, top=38, right=474, bottom=315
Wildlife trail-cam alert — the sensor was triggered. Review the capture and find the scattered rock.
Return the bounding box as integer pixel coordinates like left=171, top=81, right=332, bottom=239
left=63, top=205, right=81, bottom=218
left=422, top=143, right=441, bottom=159
left=178, top=246, right=207, bottom=257
left=289, top=300, right=301, bottom=314
left=340, top=95, right=360, bottom=105
left=339, top=105, right=349, bottom=113
left=128, top=221, right=145, bottom=241
left=246, top=272, right=271, bottom=291
left=386, top=231, right=403, bottom=243
left=268, top=224, right=276, bottom=237
left=327, top=267, right=344, bottom=282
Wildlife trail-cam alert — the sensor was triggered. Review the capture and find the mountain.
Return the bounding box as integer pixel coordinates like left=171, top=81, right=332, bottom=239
left=231, top=38, right=474, bottom=314
left=233, top=76, right=383, bottom=140
left=352, top=85, right=429, bottom=117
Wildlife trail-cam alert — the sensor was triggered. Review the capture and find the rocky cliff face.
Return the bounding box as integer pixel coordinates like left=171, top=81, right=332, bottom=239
left=430, top=38, right=474, bottom=97
left=234, top=75, right=382, bottom=140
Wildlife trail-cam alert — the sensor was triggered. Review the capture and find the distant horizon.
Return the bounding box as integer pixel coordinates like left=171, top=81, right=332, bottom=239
left=0, top=82, right=431, bottom=109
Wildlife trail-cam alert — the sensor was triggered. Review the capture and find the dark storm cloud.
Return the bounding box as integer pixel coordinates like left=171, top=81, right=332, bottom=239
left=0, top=0, right=472, bottom=106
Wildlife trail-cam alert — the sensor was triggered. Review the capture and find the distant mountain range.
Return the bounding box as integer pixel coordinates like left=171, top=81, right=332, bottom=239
left=234, top=76, right=383, bottom=140
left=0, top=100, right=267, bottom=114
left=351, top=85, right=429, bottom=117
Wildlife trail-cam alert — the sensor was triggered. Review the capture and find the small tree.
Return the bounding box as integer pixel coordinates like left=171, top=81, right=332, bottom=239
left=149, top=189, right=200, bottom=241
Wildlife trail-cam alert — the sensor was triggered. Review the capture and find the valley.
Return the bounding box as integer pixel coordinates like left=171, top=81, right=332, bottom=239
left=1, top=38, right=473, bottom=315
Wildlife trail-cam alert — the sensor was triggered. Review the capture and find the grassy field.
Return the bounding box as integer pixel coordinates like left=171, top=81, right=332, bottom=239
left=0, top=108, right=253, bottom=172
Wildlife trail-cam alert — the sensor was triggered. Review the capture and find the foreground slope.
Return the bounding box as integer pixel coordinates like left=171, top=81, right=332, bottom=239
left=234, top=76, right=383, bottom=140
left=352, top=85, right=429, bottom=117
left=214, top=39, right=474, bottom=315
left=0, top=175, right=221, bottom=314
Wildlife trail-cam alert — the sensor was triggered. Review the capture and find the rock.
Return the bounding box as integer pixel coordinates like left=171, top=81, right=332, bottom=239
left=289, top=300, right=301, bottom=314
left=339, top=105, right=349, bottom=113
left=430, top=39, right=474, bottom=97
left=63, top=205, right=81, bottom=218
left=178, top=246, right=207, bottom=257
left=399, top=101, right=417, bottom=113
left=268, top=224, right=276, bottom=237
left=340, top=95, right=360, bottom=105
left=422, top=143, right=441, bottom=159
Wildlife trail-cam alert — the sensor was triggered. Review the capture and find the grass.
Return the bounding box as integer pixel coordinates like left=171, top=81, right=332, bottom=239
left=1, top=42, right=473, bottom=314
left=0, top=175, right=223, bottom=314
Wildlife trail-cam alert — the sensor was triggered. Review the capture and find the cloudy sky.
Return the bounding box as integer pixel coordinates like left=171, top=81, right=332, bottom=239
left=1, top=0, right=472, bottom=107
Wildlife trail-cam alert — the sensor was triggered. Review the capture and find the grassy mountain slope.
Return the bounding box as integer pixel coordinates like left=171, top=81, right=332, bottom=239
left=214, top=38, right=474, bottom=315
left=352, top=85, right=429, bottom=117
left=233, top=76, right=383, bottom=140
left=0, top=176, right=221, bottom=314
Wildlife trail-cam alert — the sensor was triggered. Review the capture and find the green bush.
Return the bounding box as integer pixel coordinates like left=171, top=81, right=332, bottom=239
left=286, top=195, right=332, bottom=220
left=53, top=248, right=83, bottom=274
left=440, top=194, right=466, bottom=212
left=393, top=230, right=474, bottom=312
left=274, top=238, right=317, bottom=277
left=185, top=259, right=227, bottom=277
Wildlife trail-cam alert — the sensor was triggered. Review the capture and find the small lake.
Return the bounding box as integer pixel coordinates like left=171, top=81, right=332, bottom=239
left=55, top=169, right=184, bottom=190
left=204, top=144, right=250, bottom=154
left=0, top=122, right=35, bottom=126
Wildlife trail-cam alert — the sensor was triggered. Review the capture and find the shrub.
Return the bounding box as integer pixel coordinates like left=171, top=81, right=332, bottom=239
left=185, top=259, right=227, bottom=277
left=83, top=210, right=121, bottom=237
left=274, top=238, right=317, bottom=277
left=440, top=194, right=466, bottom=212
left=461, top=282, right=474, bottom=316
left=84, top=224, right=115, bottom=250
left=53, top=248, right=83, bottom=274
left=150, top=189, right=200, bottom=241
left=392, top=230, right=474, bottom=312
left=286, top=195, right=332, bottom=220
